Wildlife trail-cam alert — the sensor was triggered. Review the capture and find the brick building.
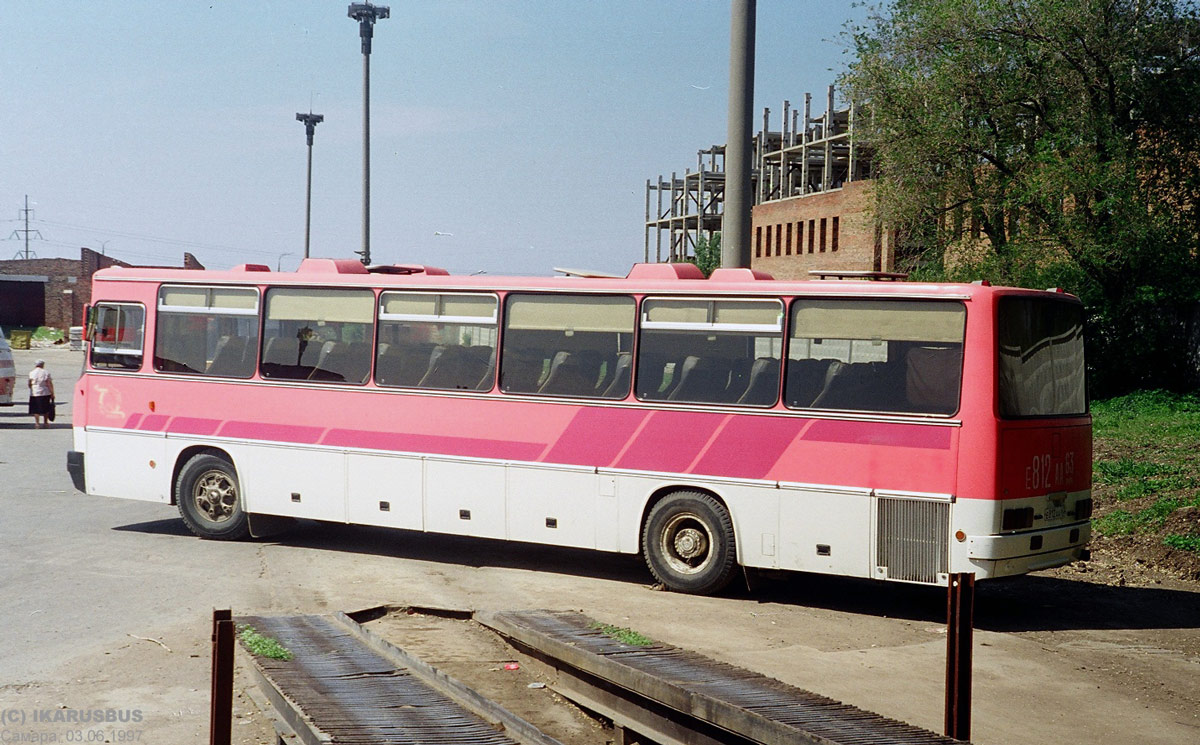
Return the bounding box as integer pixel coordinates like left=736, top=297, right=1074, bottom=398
left=646, top=84, right=892, bottom=279
left=750, top=181, right=895, bottom=280
left=0, top=247, right=203, bottom=331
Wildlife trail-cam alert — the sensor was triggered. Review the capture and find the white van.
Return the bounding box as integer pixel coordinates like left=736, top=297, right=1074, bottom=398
left=0, top=328, right=14, bottom=406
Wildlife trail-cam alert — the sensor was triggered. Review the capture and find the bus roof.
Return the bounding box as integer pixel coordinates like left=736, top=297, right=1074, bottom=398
left=91, top=260, right=1078, bottom=301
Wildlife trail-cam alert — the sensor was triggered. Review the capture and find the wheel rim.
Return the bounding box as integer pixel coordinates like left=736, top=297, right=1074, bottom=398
left=658, top=513, right=714, bottom=576
left=192, top=469, right=239, bottom=523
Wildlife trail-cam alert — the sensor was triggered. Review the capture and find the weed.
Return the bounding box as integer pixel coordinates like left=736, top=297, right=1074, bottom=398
left=238, top=625, right=293, bottom=660
left=1164, top=534, right=1200, bottom=553
left=590, top=622, right=653, bottom=647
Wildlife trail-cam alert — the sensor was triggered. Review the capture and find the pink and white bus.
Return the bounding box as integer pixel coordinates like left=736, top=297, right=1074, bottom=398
left=68, top=259, right=1091, bottom=594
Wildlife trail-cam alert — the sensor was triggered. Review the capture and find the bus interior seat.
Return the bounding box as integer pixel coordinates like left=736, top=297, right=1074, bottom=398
left=419, top=345, right=491, bottom=389
left=261, top=336, right=300, bottom=376
left=500, top=349, right=546, bottom=393
left=592, top=351, right=619, bottom=393
left=601, top=352, right=632, bottom=398
left=573, top=349, right=604, bottom=390
left=206, top=335, right=247, bottom=377
left=785, top=358, right=836, bottom=407
left=736, top=357, right=781, bottom=405
left=299, top=339, right=331, bottom=371
left=725, top=358, right=753, bottom=399
left=312, top=341, right=371, bottom=384
left=810, top=361, right=900, bottom=411
left=475, top=353, right=496, bottom=391
left=906, top=345, right=961, bottom=413
left=538, top=351, right=592, bottom=396
left=669, top=356, right=731, bottom=403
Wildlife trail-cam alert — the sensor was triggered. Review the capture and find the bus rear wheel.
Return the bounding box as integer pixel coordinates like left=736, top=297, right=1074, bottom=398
left=176, top=453, right=250, bottom=541
left=642, top=491, right=737, bottom=595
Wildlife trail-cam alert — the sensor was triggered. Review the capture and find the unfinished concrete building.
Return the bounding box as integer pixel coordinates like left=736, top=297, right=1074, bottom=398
left=645, top=85, right=891, bottom=279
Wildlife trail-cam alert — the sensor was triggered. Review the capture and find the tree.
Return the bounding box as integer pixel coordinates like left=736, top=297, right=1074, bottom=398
left=843, top=0, right=1200, bottom=394
left=691, top=232, right=722, bottom=277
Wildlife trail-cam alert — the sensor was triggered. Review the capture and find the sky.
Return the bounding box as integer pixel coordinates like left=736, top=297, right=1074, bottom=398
left=2, top=1, right=868, bottom=277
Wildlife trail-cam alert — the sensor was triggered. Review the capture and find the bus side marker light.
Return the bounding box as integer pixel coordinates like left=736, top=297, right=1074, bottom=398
left=816, top=544, right=831, bottom=556
left=149, top=460, right=156, bottom=469
left=149, top=401, right=155, bottom=412
left=459, top=509, right=471, bottom=520
left=545, top=518, right=558, bottom=528
left=379, top=501, right=390, bottom=512
left=955, top=530, right=967, bottom=542
left=1074, top=498, right=1093, bottom=520
left=291, top=493, right=301, bottom=502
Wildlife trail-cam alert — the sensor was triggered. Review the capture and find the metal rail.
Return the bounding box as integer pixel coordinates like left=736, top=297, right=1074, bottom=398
left=478, top=609, right=968, bottom=745
left=238, top=613, right=565, bottom=745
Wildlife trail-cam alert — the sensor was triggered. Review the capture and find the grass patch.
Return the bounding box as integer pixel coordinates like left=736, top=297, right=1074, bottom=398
left=1093, top=496, right=1200, bottom=537
left=590, top=622, right=653, bottom=647
left=238, top=625, right=293, bottom=660
left=1164, top=534, right=1200, bottom=553
left=1092, top=390, right=1200, bottom=445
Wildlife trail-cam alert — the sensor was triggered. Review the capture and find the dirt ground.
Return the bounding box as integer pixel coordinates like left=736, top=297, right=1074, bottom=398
left=363, top=610, right=614, bottom=745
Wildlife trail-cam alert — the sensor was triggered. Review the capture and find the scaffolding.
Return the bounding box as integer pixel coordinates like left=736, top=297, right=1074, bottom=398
left=645, top=84, right=872, bottom=263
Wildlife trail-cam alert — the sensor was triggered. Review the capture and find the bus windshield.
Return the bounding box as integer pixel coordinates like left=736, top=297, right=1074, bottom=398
left=998, top=296, right=1086, bottom=417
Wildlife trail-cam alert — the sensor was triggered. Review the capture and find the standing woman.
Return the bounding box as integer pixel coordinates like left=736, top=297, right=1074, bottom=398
left=28, top=359, right=54, bottom=429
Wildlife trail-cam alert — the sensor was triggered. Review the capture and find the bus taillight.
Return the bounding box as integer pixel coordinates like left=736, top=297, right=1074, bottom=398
left=1074, top=498, right=1093, bottom=521
left=1002, top=507, right=1034, bottom=531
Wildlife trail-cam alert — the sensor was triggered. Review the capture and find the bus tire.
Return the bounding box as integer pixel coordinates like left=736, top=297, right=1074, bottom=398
left=642, top=491, right=737, bottom=595
left=176, top=453, right=250, bottom=541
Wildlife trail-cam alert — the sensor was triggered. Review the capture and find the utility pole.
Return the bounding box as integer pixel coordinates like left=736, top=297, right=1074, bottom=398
left=722, top=0, right=755, bottom=268
left=296, top=112, right=324, bottom=258
left=348, top=2, right=389, bottom=266
left=8, top=195, right=43, bottom=259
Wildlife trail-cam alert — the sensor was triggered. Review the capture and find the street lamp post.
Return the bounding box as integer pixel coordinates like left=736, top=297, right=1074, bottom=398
left=277, top=252, right=293, bottom=272
left=348, top=2, right=389, bottom=266
left=296, top=112, right=324, bottom=259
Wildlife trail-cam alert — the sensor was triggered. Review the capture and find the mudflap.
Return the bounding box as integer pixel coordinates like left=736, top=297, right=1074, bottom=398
left=247, top=513, right=297, bottom=539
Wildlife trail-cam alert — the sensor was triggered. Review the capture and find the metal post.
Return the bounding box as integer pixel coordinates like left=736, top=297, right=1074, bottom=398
left=945, top=572, right=975, bottom=741
left=721, top=0, right=755, bottom=268
left=210, top=609, right=234, bottom=745
left=348, top=3, right=389, bottom=266
left=296, top=113, right=324, bottom=259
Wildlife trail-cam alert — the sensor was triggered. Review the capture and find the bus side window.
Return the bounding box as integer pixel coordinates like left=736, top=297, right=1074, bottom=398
left=787, top=299, right=965, bottom=415
left=501, top=294, right=635, bottom=399
left=155, top=286, right=259, bottom=378
left=637, top=298, right=782, bottom=407
left=376, top=292, right=498, bottom=391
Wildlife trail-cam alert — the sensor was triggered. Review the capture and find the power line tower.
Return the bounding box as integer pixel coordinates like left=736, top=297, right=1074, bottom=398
left=9, top=195, right=44, bottom=259
left=296, top=112, right=325, bottom=259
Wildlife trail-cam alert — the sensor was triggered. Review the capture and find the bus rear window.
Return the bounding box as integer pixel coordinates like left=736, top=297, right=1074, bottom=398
left=998, top=297, right=1086, bottom=417
left=786, top=299, right=965, bottom=415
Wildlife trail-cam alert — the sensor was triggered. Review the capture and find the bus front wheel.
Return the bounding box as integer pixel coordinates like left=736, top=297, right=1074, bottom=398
left=176, top=453, right=250, bottom=541
left=642, top=491, right=737, bottom=595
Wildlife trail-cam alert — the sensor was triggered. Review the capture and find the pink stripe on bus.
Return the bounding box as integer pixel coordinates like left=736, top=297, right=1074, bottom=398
left=802, top=418, right=952, bottom=450
left=543, top=407, right=649, bottom=467
left=692, top=415, right=801, bottom=479
left=169, top=417, right=222, bottom=436
left=616, top=411, right=723, bottom=473
left=141, top=414, right=169, bottom=431
left=219, top=421, right=325, bottom=444
left=323, top=428, right=544, bottom=461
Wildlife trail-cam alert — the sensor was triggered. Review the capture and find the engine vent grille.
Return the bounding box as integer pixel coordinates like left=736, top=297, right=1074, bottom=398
left=876, top=497, right=950, bottom=583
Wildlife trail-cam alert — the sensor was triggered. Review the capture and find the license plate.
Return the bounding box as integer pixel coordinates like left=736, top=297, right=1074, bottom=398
left=1043, top=502, right=1066, bottom=521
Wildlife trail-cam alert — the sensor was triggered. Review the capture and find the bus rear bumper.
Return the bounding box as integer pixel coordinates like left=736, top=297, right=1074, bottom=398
left=967, top=521, right=1091, bottom=576
left=66, top=450, right=86, bottom=494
